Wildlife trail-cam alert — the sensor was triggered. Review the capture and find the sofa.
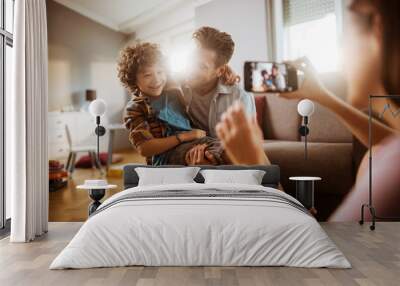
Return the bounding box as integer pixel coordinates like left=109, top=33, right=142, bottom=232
left=255, top=73, right=364, bottom=220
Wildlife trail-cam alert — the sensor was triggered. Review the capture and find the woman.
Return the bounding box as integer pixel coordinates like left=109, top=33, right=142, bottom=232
left=216, top=0, right=400, bottom=221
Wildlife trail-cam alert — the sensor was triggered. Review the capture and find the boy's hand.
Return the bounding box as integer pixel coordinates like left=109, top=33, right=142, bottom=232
left=180, top=129, right=206, bottom=142
left=185, top=144, right=218, bottom=165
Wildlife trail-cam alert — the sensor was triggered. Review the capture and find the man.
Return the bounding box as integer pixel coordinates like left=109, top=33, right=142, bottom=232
left=271, top=64, right=286, bottom=91
left=182, top=26, right=256, bottom=165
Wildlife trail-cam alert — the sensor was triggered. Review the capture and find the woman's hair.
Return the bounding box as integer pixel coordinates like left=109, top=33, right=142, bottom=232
left=193, top=26, right=239, bottom=85
left=350, top=0, right=400, bottom=101
left=117, top=42, right=166, bottom=95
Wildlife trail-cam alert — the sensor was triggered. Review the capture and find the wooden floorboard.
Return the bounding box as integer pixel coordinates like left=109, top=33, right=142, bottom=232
left=0, top=222, right=399, bottom=286
left=49, top=149, right=145, bottom=222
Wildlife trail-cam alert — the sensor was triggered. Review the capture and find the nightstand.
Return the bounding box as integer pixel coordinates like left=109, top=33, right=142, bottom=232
left=289, top=176, right=321, bottom=214
left=77, top=180, right=117, bottom=215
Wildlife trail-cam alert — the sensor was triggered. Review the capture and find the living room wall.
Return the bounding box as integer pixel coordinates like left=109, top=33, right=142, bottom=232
left=46, top=0, right=128, bottom=123
left=195, top=0, right=270, bottom=81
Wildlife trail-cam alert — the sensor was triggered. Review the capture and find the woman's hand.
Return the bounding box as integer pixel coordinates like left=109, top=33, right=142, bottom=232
left=279, top=57, right=332, bottom=104
left=216, top=102, right=268, bottom=165
left=179, top=129, right=206, bottom=142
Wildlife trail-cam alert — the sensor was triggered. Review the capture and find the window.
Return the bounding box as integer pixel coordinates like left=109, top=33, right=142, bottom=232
left=283, top=0, right=342, bottom=73
left=1, top=0, right=14, bottom=231
left=5, top=0, right=13, bottom=33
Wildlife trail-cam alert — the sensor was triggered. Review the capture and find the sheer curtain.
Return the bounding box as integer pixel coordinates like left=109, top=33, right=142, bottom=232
left=10, top=0, right=48, bottom=242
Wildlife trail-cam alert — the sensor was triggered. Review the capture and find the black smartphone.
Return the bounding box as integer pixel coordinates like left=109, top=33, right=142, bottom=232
left=244, top=61, right=298, bottom=93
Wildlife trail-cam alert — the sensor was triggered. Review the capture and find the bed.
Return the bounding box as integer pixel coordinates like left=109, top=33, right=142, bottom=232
left=50, top=164, right=350, bottom=269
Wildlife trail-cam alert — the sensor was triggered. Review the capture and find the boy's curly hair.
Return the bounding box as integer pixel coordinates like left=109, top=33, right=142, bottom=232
left=117, top=42, right=165, bottom=94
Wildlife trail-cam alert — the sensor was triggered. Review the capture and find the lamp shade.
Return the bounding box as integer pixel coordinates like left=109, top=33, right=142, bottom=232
left=89, top=99, right=107, bottom=117
left=297, top=99, right=315, bottom=117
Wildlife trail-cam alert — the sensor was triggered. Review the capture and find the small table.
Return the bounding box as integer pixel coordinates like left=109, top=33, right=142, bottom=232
left=77, top=180, right=117, bottom=215
left=289, top=177, right=321, bottom=210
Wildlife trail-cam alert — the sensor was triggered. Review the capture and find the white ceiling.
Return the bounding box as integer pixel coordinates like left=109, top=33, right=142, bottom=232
left=54, top=0, right=193, bottom=34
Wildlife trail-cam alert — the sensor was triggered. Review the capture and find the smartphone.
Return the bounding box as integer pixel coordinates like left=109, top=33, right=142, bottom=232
left=244, top=61, right=298, bottom=93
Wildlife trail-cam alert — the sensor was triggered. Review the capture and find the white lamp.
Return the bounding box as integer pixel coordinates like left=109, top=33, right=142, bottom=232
left=297, top=99, right=315, bottom=117
left=80, top=99, right=109, bottom=215
left=297, top=99, right=315, bottom=160
left=89, top=99, right=107, bottom=166
left=89, top=98, right=107, bottom=117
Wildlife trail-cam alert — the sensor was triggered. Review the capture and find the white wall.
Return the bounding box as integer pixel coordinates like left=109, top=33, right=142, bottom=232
left=47, top=0, right=132, bottom=152
left=47, top=0, right=128, bottom=123
left=131, top=0, right=271, bottom=82
left=130, top=0, right=196, bottom=74
left=195, top=0, right=270, bottom=80
left=133, top=0, right=194, bottom=46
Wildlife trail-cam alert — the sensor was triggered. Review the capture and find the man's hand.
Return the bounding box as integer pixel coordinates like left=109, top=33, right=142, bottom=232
left=185, top=144, right=218, bottom=165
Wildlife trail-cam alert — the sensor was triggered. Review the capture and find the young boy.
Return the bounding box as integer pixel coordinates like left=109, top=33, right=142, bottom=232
left=118, top=42, right=227, bottom=165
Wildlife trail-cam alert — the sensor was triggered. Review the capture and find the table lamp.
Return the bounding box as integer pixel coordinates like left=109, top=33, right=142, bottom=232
left=84, top=99, right=108, bottom=215
left=297, top=99, right=315, bottom=160
left=89, top=99, right=107, bottom=163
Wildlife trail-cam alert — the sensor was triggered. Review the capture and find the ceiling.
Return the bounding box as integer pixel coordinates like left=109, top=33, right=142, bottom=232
left=54, top=0, right=191, bottom=34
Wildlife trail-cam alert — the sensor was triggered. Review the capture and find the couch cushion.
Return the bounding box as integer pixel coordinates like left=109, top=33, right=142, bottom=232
left=263, top=95, right=301, bottom=141
left=307, top=73, right=352, bottom=143
left=262, top=140, right=354, bottom=196
left=307, top=102, right=353, bottom=143
left=262, top=140, right=354, bottom=220
left=254, top=95, right=266, bottom=133
left=258, top=72, right=353, bottom=143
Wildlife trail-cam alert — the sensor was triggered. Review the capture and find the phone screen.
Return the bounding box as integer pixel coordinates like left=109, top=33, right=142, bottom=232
left=244, top=61, right=298, bottom=93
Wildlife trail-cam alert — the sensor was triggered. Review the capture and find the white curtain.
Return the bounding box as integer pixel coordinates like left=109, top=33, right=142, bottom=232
left=10, top=0, right=48, bottom=242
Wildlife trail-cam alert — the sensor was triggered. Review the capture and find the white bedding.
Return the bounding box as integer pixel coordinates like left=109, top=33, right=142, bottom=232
left=50, top=183, right=350, bottom=269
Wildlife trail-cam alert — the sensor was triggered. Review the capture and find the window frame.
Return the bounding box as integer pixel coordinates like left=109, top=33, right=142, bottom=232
left=268, top=0, right=345, bottom=67
left=0, top=0, right=14, bottom=232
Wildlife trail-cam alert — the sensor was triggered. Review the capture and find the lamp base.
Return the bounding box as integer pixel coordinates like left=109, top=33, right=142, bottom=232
left=298, top=126, right=309, bottom=136
left=95, top=125, right=106, bottom=136
left=88, top=189, right=105, bottom=215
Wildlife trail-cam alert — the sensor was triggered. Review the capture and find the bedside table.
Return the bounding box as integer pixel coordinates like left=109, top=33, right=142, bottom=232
left=289, top=177, right=321, bottom=212
left=77, top=180, right=117, bottom=215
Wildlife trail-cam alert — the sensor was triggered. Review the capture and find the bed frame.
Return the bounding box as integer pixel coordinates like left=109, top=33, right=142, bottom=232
left=123, top=164, right=280, bottom=189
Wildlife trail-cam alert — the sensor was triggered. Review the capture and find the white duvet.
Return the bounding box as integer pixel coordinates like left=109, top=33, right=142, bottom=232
left=50, top=183, right=350, bottom=269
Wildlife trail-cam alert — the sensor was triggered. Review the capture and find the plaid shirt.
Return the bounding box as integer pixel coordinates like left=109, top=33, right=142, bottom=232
left=124, top=92, right=168, bottom=164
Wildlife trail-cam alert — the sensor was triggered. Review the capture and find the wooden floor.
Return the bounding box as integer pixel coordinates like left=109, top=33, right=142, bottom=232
left=49, top=149, right=145, bottom=222
left=0, top=222, right=399, bottom=286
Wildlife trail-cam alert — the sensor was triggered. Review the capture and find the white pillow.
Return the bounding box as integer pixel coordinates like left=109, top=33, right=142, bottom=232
left=135, top=167, right=201, bottom=186
left=200, top=169, right=266, bottom=185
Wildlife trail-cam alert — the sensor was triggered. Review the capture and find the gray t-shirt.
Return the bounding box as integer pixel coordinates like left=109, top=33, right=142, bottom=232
left=188, top=88, right=216, bottom=135
left=182, top=80, right=256, bottom=138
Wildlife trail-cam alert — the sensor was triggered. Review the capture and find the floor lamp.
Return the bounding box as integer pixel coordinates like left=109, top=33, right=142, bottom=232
left=359, top=95, right=400, bottom=230
left=81, top=99, right=109, bottom=215
left=297, top=99, right=315, bottom=160
left=89, top=99, right=107, bottom=166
